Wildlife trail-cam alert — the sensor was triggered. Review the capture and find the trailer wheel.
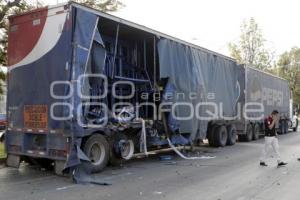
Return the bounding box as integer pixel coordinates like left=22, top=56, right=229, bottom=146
left=226, top=124, right=237, bottom=146
left=109, top=134, right=134, bottom=166
left=239, top=124, right=253, bottom=142
left=278, top=120, right=285, bottom=134
left=207, top=124, right=218, bottom=147
left=284, top=120, right=289, bottom=133
left=253, top=124, right=260, bottom=140
left=83, top=134, right=109, bottom=173
left=214, top=125, right=228, bottom=147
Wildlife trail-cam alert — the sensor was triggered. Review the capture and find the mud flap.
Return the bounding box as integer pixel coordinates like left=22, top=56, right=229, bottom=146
left=55, top=160, right=66, bottom=176
left=66, top=145, right=111, bottom=185
left=6, top=154, right=21, bottom=168
left=72, top=163, right=111, bottom=185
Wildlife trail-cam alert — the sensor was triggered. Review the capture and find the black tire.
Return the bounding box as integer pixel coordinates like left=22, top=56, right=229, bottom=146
left=214, top=125, right=228, bottom=147
left=239, top=124, right=253, bottom=142
left=207, top=124, right=218, bottom=147
left=253, top=123, right=260, bottom=140
left=284, top=119, right=289, bottom=134
left=109, top=134, right=134, bottom=166
left=226, top=124, right=237, bottom=146
left=82, top=134, right=109, bottom=173
left=109, top=143, right=123, bottom=167
left=278, top=119, right=285, bottom=134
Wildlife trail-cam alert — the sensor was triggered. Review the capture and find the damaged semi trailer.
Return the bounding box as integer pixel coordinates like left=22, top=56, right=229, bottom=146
left=5, top=2, right=297, bottom=174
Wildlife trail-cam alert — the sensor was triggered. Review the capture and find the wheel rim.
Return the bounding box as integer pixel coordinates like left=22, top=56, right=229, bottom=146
left=89, top=142, right=105, bottom=166
left=119, top=139, right=134, bottom=160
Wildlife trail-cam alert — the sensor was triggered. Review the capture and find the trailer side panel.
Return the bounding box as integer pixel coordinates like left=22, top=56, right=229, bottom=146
left=245, top=67, right=290, bottom=120
left=157, top=39, right=241, bottom=140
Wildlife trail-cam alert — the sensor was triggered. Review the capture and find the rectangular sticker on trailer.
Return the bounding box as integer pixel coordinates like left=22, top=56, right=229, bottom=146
left=24, top=105, right=48, bottom=130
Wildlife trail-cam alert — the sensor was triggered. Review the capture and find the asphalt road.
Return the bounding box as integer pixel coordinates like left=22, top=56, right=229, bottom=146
left=1, top=131, right=300, bottom=200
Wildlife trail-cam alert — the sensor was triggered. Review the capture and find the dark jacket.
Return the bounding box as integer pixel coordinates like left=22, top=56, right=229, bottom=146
left=264, top=116, right=276, bottom=137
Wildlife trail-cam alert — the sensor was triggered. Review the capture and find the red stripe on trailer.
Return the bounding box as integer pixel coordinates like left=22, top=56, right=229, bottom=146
left=8, top=7, right=48, bottom=66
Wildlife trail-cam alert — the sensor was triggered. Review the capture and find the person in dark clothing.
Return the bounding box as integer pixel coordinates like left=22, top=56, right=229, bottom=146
left=260, top=110, right=287, bottom=167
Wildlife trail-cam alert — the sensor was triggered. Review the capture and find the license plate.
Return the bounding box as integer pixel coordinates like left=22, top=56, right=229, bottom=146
left=24, top=105, right=48, bottom=130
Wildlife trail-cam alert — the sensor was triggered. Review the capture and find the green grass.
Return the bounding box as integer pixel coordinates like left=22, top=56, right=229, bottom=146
left=0, top=142, right=6, bottom=159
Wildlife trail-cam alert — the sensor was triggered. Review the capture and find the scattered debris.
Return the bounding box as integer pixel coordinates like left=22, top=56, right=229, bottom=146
left=153, top=191, right=163, bottom=195
left=159, top=155, right=174, bottom=161
left=282, top=171, right=288, bottom=175
left=56, top=185, right=77, bottom=191
left=164, top=161, right=177, bottom=165
left=103, top=172, right=133, bottom=181
left=167, top=139, right=216, bottom=160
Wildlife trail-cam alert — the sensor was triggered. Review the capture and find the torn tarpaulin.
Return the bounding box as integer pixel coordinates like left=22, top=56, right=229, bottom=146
left=63, top=7, right=109, bottom=183
left=72, top=146, right=111, bottom=185
left=157, top=39, right=241, bottom=141
left=62, top=145, right=111, bottom=185
left=72, top=163, right=111, bottom=185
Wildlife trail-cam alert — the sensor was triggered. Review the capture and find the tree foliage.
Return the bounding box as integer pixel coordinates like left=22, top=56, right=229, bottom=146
left=277, top=47, right=300, bottom=105
left=228, top=18, right=274, bottom=70
left=1, top=1, right=30, bottom=65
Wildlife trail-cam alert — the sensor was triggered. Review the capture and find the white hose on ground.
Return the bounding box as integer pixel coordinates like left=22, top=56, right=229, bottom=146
left=167, top=138, right=215, bottom=160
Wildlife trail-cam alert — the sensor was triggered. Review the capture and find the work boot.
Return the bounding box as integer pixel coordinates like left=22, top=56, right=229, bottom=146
left=277, top=161, right=288, bottom=167
left=260, top=162, right=268, bottom=166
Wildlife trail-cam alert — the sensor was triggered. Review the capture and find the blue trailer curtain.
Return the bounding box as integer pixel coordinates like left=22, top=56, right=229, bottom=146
left=65, top=7, right=106, bottom=170
left=157, top=39, right=241, bottom=140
